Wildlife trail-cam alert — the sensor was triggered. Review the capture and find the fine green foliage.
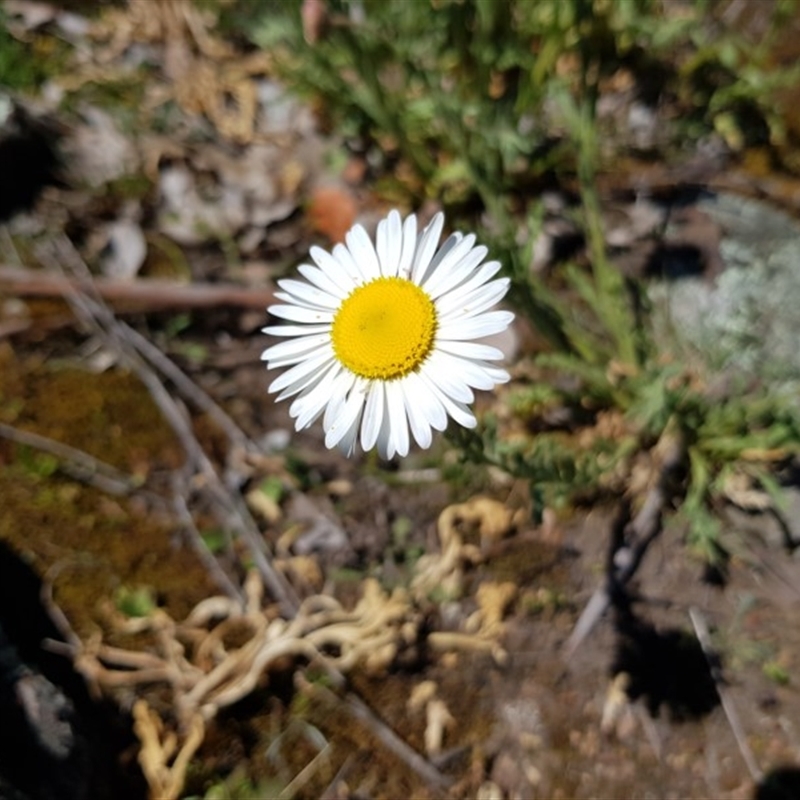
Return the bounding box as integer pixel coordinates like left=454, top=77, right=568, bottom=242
left=0, top=10, right=60, bottom=91
left=185, top=769, right=285, bottom=800
left=113, top=584, right=157, bottom=618
left=246, top=0, right=800, bottom=562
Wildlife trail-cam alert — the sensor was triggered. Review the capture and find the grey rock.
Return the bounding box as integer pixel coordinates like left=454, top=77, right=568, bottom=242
left=648, top=192, right=800, bottom=400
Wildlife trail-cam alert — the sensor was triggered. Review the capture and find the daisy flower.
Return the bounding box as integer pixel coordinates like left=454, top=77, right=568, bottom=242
left=261, top=210, right=514, bottom=458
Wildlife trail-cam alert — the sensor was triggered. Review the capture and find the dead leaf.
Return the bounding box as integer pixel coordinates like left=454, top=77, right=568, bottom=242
left=301, top=0, right=328, bottom=44
left=99, top=218, right=148, bottom=280
left=307, top=185, right=358, bottom=243
left=62, top=107, right=140, bottom=187
left=4, top=0, right=59, bottom=31
left=245, top=486, right=282, bottom=524
left=600, top=672, right=637, bottom=740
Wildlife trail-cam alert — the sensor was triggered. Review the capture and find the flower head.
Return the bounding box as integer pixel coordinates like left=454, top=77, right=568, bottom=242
left=261, top=210, right=514, bottom=458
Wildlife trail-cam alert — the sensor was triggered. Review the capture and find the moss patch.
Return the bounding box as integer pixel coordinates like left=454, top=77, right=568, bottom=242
left=0, top=343, right=212, bottom=637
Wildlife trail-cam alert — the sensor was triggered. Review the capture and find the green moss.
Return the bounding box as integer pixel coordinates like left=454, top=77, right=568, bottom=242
left=104, top=172, right=153, bottom=202
left=0, top=12, right=68, bottom=90
left=114, top=584, right=157, bottom=618
left=15, top=363, right=183, bottom=472
left=0, top=347, right=213, bottom=638
left=763, top=660, right=790, bottom=686
left=58, top=72, right=150, bottom=130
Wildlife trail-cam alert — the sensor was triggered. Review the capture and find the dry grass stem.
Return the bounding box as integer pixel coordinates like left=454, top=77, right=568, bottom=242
left=38, top=234, right=300, bottom=614
left=0, top=421, right=140, bottom=496
left=0, top=266, right=276, bottom=312
left=689, top=607, right=763, bottom=783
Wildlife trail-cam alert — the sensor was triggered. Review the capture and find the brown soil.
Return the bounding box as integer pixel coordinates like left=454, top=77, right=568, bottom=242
left=2, top=337, right=800, bottom=799
left=2, top=3, right=800, bottom=798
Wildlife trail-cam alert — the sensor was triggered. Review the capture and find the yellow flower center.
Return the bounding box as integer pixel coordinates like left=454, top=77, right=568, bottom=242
left=331, top=277, right=438, bottom=380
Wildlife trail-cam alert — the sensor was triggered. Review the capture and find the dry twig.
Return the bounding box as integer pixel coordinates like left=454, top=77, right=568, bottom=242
left=563, top=426, right=686, bottom=659
left=688, top=607, right=763, bottom=783
left=0, top=421, right=139, bottom=496
left=0, top=266, right=275, bottom=311
left=39, top=235, right=299, bottom=615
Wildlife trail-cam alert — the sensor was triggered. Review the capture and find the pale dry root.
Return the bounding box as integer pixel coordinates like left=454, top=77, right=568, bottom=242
left=412, top=496, right=523, bottom=599
left=71, top=495, right=523, bottom=799
left=133, top=700, right=205, bottom=800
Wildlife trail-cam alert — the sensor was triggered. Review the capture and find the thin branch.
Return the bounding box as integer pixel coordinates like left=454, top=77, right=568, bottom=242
left=563, top=427, right=685, bottom=659
left=110, top=319, right=258, bottom=454
left=171, top=471, right=245, bottom=604
left=0, top=313, right=76, bottom=338
left=300, top=671, right=452, bottom=791
left=689, top=607, right=763, bottom=783
left=40, top=562, right=83, bottom=653
left=43, top=235, right=299, bottom=615
left=0, top=421, right=140, bottom=496
left=0, top=266, right=275, bottom=311
left=342, top=689, right=452, bottom=789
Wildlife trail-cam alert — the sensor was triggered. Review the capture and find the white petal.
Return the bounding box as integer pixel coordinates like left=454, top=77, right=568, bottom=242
left=428, top=356, right=509, bottom=389
left=273, top=291, right=334, bottom=311
left=478, top=363, right=511, bottom=384
left=275, top=360, right=335, bottom=401
left=346, top=224, right=381, bottom=281
left=267, top=343, right=331, bottom=370
left=337, top=416, right=360, bottom=457
left=437, top=260, right=503, bottom=303
left=325, top=387, right=366, bottom=449
left=419, top=355, right=474, bottom=403
left=436, top=277, right=509, bottom=318
left=269, top=358, right=335, bottom=399
left=311, top=244, right=359, bottom=284
left=268, top=304, right=334, bottom=324
left=422, top=234, right=476, bottom=291
left=277, top=278, right=340, bottom=309
left=417, top=230, right=459, bottom=281
left=401, top=378, right=433, bottom=449
left=268, top=349, right=335, bottom=394
left=435, top=353, right=498, bottom=390
left=332, top=242, right=367, bottom=283
left=262, top=333, right=330, bottom=363
left=403, top=371, right=448, bottom=431
left=262, top=323, right=331, bottom=338
left=397, top=214, right=417, bottom=278
left=289, top=363, right=342, bottom=425
left=384, top=380, right=409, bottom=457
left=265, top=336, right=331, bottom=366
left=435, top=340, right=504, bottom=361
left=423, top=242, right=486, bottom=299
left=323, top=371, right=357, bottom=430
left=376, top=210, right=402, bottom=277
left=438, top=310, right=515, bottom=340
left=376, top=218, right=390, bottom=276
left=418, top=371, right=477, bottom=429
left=411, top=213, right=444, bottom=284
left=376, top=417, right=393, bottom=458
left=360, top=381, right=385, bottom=452
left=297, top=264, right=352, bottom=298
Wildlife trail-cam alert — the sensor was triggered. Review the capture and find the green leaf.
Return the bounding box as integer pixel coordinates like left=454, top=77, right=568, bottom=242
left=114, top=585, right=157, bottom=618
